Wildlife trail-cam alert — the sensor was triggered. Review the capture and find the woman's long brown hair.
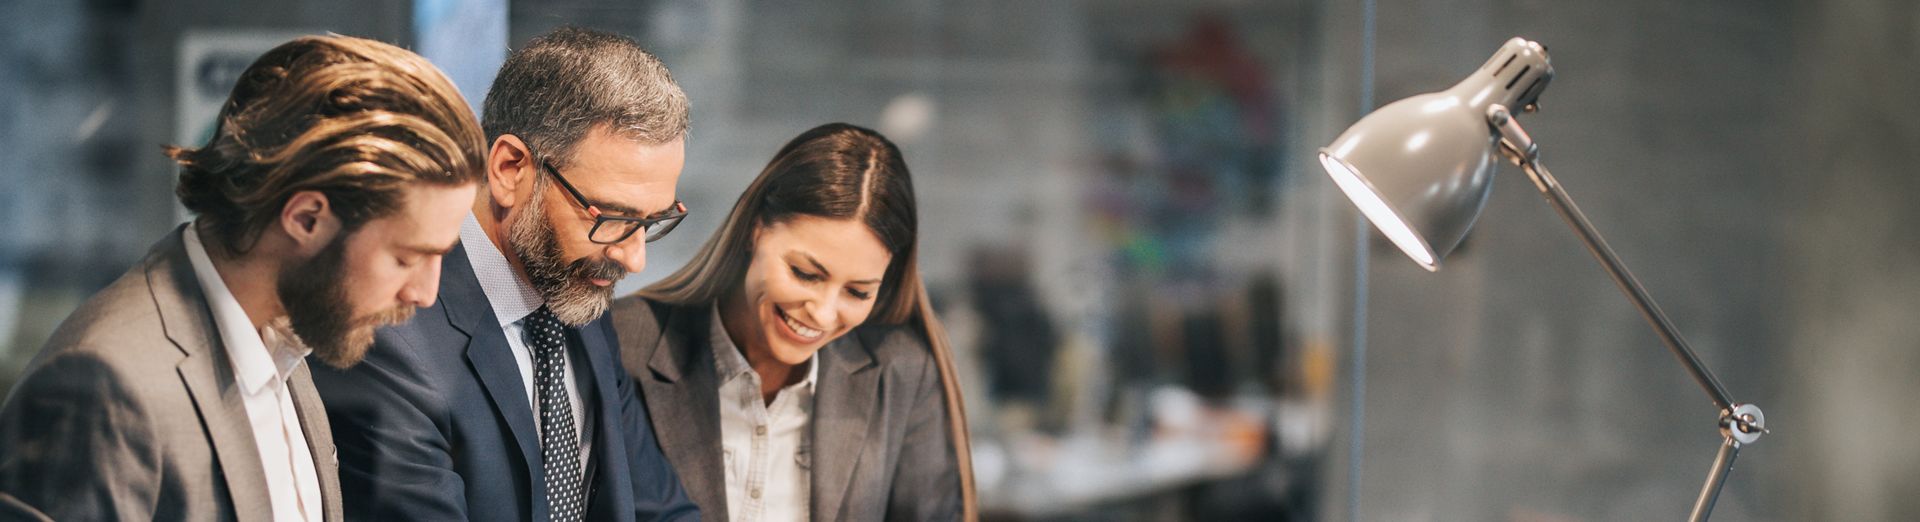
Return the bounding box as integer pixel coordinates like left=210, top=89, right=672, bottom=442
left=639, top=123, right=976, bottom=519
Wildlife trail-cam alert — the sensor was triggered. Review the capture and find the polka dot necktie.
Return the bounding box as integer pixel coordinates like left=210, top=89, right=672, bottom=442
left=527, top=306, right=585, bottom=522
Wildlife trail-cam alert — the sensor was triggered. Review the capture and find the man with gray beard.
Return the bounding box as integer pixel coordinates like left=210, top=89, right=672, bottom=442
left=310, top=27, right=699, bottom=521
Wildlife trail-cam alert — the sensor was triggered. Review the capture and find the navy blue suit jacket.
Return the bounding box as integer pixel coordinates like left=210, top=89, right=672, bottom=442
left=310, top=243, right=698, bottom=521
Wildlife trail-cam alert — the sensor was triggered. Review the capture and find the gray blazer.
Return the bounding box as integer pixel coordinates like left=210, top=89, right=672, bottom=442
left=0, top=226, right=343, bottom=521
left=611, top=296, right=961, bottom=521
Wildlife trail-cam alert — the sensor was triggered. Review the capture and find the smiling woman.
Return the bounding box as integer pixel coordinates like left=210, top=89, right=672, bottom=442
left=611, top=122, right=973, bottom=521
left=723, top=215, right=894, bottom=374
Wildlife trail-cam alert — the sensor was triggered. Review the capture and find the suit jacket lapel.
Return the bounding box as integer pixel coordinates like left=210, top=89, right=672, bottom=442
left=811, top=334, right=880, bottom=522
left=577, top=315, right=625, bottom=520
left=441, top=244, right=547, bottom=516
left=148, top=226, right=275, bottom=520
left=638, top=306, right=728, bottom=521
left=287, top=365, right=343, bottom=522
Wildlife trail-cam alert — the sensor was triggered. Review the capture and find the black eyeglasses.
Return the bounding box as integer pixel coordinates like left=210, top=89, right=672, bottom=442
left=532, top=153, right=687, bottom=245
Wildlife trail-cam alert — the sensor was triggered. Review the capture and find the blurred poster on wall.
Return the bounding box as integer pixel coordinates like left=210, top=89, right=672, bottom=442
left=1083, top=14, right=1286, bottom=395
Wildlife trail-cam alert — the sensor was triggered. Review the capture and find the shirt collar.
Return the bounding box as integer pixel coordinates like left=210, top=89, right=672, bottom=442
left=182, top=224, right=311, bottom=395
left=708, top=303, right=817, bottom=392
left=460, top=213, right=546, bottom=326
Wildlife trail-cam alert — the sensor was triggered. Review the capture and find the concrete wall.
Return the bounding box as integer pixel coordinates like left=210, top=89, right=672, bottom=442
left=1329, top=0, right=1920, bottom=520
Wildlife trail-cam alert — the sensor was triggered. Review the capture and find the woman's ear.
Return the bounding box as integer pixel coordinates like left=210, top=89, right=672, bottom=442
left=280, top=190, right=340, bottom=255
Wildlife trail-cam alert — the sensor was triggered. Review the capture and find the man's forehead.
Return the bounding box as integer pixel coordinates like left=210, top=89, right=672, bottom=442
left=565, top=137, right=684, bottom=214
left=363, top=183, right=471, bottom=250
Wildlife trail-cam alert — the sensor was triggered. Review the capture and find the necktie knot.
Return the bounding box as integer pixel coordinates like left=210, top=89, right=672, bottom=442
left=527, top=307, right=569, bottom=363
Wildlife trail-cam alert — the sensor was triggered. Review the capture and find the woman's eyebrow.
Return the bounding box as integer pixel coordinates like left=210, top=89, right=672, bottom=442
left=795, top=252, right=881, bottom=284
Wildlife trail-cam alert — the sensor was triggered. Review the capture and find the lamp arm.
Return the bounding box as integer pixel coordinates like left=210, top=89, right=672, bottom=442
left=1487, top=105, right=1744, bottom=412
left=1487, top=105, right=1769, bottom=521
left=1688, top=436, right=1742, bottom=522
left=1523, top=160, right=1737, bottom=410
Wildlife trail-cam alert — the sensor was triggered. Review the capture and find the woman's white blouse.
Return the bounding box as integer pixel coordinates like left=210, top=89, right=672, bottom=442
left=709, top=305, right=818, bottom=522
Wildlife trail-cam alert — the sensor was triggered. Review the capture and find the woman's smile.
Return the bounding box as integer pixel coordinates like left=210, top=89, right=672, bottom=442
left=772, top=305, right=826, bottom=342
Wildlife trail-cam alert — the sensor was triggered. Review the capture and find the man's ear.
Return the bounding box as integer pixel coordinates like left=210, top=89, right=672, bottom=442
left=280, top=190, right=340, bottom=255
left=487, top=134, right=534, bottom=210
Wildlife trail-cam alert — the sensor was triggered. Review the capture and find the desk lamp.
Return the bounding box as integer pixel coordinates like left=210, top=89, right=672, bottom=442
left=1318, top=37, right=1767, bottom=521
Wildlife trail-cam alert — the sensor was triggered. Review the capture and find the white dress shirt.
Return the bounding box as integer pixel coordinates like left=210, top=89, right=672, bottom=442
left=459, top=214, right=593, bottom=473
left=709, top=304, right=816, bottom=522
left=182, top=227, right=324, bottom=522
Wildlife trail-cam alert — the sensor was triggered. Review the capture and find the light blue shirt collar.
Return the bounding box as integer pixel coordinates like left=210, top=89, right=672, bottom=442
left=460, top=213, right=546, bottom=326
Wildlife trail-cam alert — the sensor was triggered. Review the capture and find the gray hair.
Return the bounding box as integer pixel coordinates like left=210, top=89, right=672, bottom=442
left=482, top=26, right=688, bottom=168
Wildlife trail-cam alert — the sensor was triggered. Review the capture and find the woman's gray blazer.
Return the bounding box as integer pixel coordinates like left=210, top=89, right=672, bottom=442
left=610, top=296, right=962, bottom=521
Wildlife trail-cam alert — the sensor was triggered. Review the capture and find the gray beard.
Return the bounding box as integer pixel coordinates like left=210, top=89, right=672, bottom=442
left=506, top=191, right=624, bottom=326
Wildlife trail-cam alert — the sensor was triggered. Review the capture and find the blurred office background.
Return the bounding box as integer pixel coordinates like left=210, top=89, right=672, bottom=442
left=3, top=0, right=1917, bottom=520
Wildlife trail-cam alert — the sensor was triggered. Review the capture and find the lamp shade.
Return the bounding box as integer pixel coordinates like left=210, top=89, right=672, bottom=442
left=1319, top=37, right=1554, bottom=271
